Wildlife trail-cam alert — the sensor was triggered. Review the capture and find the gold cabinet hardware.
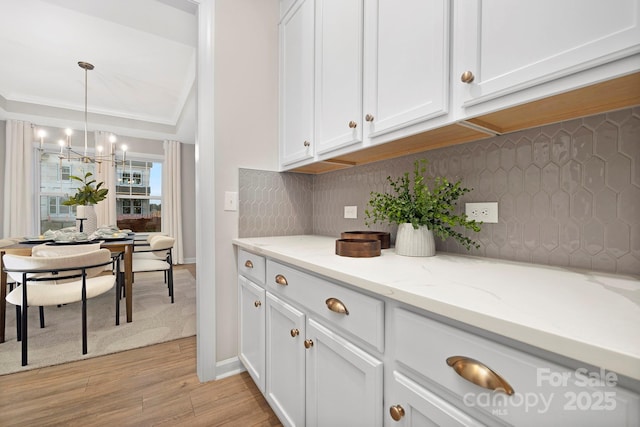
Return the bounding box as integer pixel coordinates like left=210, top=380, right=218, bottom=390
left=304, top=339, right=314, bottom=349
left=275, top=274, right=288, bottom=286
left=389, top=405, right=405, bottom=421
left=446, top=356, right=514, bottom=395
left=325, top=297, right=349, bottom=315
left=365, top=114, right=374, bottom=122
left=303, top=140, right=310, bottom=147
left=290, top=328, right=299, bottom=337
left=348, top=121, right=358, bottom=128
left=244, top=260, right=254, bottom=269
left=254, top=300, right=261, bottom=308
left=460, top=70, right=475, bottom=83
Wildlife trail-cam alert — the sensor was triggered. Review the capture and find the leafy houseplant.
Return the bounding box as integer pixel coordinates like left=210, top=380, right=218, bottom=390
left=62, top=172, right=109, bottom=206
left=365, top=159, right=481, bottom=252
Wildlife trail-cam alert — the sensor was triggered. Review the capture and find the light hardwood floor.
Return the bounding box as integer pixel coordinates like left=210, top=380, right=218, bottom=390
left=0, top=264, right=282, bottom=427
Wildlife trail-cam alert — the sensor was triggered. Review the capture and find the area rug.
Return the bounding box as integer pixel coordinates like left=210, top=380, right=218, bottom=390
left=0, top=269, right=196, bottom=375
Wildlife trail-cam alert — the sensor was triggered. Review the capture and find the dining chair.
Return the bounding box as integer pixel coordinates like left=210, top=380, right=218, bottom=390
left=29, top=242, right=124, bottom=328
left=131, top=236, right=175, bottom=303
left=3, top=249, right=116, bottom=366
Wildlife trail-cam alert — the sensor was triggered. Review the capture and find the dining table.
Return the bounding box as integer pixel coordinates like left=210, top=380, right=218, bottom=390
left=0, top=237, right=135, bottom=343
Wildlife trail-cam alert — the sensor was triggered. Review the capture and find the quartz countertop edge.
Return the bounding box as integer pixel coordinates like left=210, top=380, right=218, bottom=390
left=233, top=235, right=640, bottom=382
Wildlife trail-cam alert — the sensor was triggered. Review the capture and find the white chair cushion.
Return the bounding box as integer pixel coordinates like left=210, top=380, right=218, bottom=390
left=31, top=242, right=102, bottom=257
left=6, top=275, right=115, bottom=306
left=4, top=249, right=112, bottom=285
left=132, top=258, right=170, bottom=272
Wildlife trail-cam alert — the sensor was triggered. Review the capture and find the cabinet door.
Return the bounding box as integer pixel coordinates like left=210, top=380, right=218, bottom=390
left=280, top=0, right=315, bottom=166
left=455, top=0, right=640, bottom=107
left=266, top=293, right=306, bottom=427
left=315, top=0, right=364, bottom=154
left=238, top=276, right=266, bottom=393
left=306, top=318, right=383, bottom=427
left=385, top=371, right=484, bottom=427
left=364, top=0, right=449, bottom=138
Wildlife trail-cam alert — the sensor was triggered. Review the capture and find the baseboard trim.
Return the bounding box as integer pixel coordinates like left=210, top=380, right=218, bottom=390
left=215, top=356, right=245, bottom=380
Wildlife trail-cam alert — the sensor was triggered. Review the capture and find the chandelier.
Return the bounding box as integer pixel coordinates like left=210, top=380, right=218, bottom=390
left=36, top=61, right=127, bottom=171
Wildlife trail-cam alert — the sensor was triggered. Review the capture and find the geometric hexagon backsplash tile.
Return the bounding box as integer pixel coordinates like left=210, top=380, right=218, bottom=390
left=240, top=107, right=640, bottom=275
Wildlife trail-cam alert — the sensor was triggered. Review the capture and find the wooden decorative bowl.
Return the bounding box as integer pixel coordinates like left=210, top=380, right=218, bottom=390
left=335, top=239, right=381, bottom=258
left=340, top=231, right=391, bottom=249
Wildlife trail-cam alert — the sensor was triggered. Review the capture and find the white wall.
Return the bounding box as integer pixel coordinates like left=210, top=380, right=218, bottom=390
left=214, top=0, right=279, bottom=361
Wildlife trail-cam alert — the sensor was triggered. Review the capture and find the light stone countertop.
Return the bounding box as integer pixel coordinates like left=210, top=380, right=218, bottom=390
left=233, top=235, right=640, bottom=381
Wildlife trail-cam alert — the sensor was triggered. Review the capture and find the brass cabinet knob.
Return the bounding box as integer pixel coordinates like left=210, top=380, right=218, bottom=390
left=348, top=121, right=357, bottom=128
left=244, top=260, right=254, bottom=269
left=254, top=300, right=261, bottom=308
left=303, top=140, right=310, bottom=147
left=304, top=339, right=314, bottom=349
left=365, top=114, right=374, bottom=122
left=460, top=70, right=475, bottom=83
left=290, top=328, right=299, bottom=337
left=275, top=274, right=288, bottom=286
left=389, top=405, right=405, bottom=421
left=446, top=356, right=514, bottom=395
left=325, top=297, right=349, bottom=315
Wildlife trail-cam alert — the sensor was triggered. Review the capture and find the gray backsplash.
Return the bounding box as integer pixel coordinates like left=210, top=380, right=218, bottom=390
left=240, top=107, right=640, bottom=275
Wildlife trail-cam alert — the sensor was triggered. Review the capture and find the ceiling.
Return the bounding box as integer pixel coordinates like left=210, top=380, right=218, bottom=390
left=0, top=0, right=197, bottom=143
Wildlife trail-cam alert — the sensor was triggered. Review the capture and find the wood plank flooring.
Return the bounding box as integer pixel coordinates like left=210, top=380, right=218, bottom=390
left=0, top=337, right=281, bottom=426
left=0, top=264, right=283, bottom=427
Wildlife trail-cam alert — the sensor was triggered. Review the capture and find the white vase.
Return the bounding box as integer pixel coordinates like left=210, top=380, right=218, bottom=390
left=76, top=205, right=98, bottom=235
left=395, top=223, right=436, bottom=257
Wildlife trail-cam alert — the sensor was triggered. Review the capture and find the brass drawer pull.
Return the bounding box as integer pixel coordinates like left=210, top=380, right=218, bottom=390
left=365, top=114, right=374, bottom=122
left=325, top=297, right=349, bottom=315
left=275, top=274, right=288, bottom=286
left=446, top=356, right=514, bottom=395
left=348, top=120, right=357, bottom=128
left=389, top=404, right=405, bottom=421
left=303, top=140, right=310, bottom=147
left=244, top=260, right=254, bottom=269
left=304, top=339, right=314, bottom=349
left=290, top=328, right=299, bottom=337
left=254, top=300, right=261, bottom=308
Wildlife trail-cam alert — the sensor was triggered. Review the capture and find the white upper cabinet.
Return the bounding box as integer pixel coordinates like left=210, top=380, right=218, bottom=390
left=314, top=0, right=364, bottom=155
left=454, top=0, right=640, bottom=108
left=364, top=0, right=450, bottom=140
left=279, top=0, right=315, bottom=166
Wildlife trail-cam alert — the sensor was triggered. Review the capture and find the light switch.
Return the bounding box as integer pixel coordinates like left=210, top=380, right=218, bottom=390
left=224, top=191, right=238, bottom=211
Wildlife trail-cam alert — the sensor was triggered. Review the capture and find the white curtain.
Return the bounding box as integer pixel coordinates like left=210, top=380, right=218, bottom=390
left=93, top=131, right=117, bottom=227
left=163, top=140, right=184, bottom=264
left=3, top=120, right=36, bottom=237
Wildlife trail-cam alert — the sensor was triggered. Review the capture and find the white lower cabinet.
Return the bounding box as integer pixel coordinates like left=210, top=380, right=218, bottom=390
left=389, top=307, right=640, bottom=427
left=306, top=318, right=383, bottom=427
left=238, top=275, right=266, bottom=393
left=386, top=371, right=484, bottom=427
left=266, top=293, right=306, bottom=427
left=237, top=248, right=640, bottom=427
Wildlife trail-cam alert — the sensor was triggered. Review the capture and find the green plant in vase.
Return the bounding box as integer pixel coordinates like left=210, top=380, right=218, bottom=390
left=365, top=159, right=481, bottom=255
left=62, top=171, right=108, bottom=206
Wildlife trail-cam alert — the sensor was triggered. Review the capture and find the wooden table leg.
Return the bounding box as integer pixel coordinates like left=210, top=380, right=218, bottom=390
left=124, top=243, right=133, bottom=322
left=1, top=251, right=6, bottom=343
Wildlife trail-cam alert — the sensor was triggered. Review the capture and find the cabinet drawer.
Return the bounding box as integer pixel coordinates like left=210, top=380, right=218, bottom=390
left=267, top=260, right=384, bottom=352
left=393, top=308, right=640, bottom=426
left=238, top=249, right=266, bottom=285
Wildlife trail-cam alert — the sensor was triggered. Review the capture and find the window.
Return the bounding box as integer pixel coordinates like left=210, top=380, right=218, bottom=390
left=60, top=165, right=71, bottom=181
left=38, top=156, right=92, bottom=232
left=116, top=160, right=162, bottom=232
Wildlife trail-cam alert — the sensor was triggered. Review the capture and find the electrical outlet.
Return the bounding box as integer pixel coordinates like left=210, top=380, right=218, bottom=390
left=465, top=202, right=498, bottom=223
left=344, top=206, right=357, bottom=219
